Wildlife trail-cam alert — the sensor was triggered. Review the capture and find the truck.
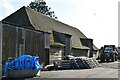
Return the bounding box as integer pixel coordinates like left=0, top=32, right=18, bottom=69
left=100, top=45, right=118, bottom=62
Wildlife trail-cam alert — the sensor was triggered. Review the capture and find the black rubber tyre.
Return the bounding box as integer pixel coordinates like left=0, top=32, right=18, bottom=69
left=111, top=53, right=115, bottom=62
left=115, top=54, right=118, bottom=61
left=100, top=53, right=105, bottom=62
left=106, top=58, right=109, bottom=62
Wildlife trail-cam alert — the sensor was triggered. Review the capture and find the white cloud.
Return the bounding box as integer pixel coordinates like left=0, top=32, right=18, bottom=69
left=0, top=0, right=31, bottom=20
left=0, top=0, right=15, bottom=20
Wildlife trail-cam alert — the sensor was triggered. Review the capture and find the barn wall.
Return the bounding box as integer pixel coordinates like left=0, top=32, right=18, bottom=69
left=24, top=28, right=46, bottom=67
left=80, top=38, right=93, bottom=57
left=49, top=45, right=64, bottom=64
left=2, top=24, right=49, bottom=67
left=2, top=24, right=16, bottom=60
left=49, top=46, right=90, bottom=64
left=71, top=48, right=88, bottom=57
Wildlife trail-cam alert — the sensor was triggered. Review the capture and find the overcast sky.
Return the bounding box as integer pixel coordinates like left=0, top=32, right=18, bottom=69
left=0, top=0, right=119, bottom=48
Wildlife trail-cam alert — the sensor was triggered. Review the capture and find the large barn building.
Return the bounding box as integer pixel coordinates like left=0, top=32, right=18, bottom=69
left=0, top=6, right=98, bottom=70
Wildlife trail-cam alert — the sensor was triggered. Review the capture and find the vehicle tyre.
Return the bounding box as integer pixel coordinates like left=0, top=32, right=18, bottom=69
left=111, top=53, right=115, bottom=62
left=115, top=54, right=118, bottom=61
left=106, top=58, right=109, bottom=62
left=101, top=54, right=105, bottom=62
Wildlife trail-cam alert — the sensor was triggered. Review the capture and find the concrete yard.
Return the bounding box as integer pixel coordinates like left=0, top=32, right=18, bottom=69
left=40, top=62, right=119, bottom=78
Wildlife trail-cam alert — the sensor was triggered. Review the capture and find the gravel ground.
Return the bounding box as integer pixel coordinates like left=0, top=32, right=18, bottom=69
left=1, top=62, right=119, bottom=80
left=99, top=62, right=119, bottom=69
left=39, top=62, right=119, bottom=78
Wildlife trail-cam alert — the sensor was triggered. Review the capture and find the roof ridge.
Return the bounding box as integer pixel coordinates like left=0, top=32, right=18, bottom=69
left=25, top=6, right=84, bottom=34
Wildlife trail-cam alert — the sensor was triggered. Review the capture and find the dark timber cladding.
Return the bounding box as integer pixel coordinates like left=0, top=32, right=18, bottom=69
left=2, top=23, right=50, bottom=67
left=80, top=38, right=93, bottom=57
left=64, top=34, right=72, bottom=56
left=0, top=22, right=2, bottom=79
left=53, top=31, right=72, bottom=56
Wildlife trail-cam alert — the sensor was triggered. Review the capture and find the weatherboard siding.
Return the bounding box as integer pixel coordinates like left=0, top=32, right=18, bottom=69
left=71, top=48, right=89, bottom=57
left=49, top=45, right=64, bottom=64
left=2, top=23, right=49, bottom=69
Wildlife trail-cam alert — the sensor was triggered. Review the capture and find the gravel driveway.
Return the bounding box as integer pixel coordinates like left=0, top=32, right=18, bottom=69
left=40, top=62, right=119, bottom=78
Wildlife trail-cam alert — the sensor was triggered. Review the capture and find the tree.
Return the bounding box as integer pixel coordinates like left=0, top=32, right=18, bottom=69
left=28, top=0, right=57, bottom=19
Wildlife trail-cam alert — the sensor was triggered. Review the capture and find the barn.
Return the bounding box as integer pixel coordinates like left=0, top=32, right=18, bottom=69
left=0, top=6, right=98, bottom=71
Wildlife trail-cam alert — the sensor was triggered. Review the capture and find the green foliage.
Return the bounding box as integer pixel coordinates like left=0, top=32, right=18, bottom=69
left=28, top=0, right=57, bottom=19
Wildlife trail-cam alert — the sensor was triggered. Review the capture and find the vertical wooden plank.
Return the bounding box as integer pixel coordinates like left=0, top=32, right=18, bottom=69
left=44, top=33, right=50, bottom=49
left=9, top=26, right=16, bottom=57
left=44, top=33, right=50, bottom=65
left=17, top=28, right=25, bottom=56
left=39, top=32, right=45, bottom=67
left=18, top=28, right=22, bottom=56
left=64, top=34, right=71, bottom=56
left=2, top=25, right=9, bottom=61
left=15, top=27, right=18, bottom=57
left=0, top=22, right=3, bottom=79
left=22, top=28, right=25, bottom=55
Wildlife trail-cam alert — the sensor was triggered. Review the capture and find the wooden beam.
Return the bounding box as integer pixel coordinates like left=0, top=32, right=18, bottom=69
left=0, top=22, right=3, bottom=79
